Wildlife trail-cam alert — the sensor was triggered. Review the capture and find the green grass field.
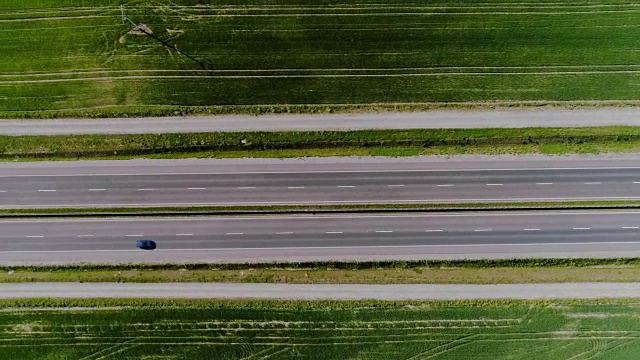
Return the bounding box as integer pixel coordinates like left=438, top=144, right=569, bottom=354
left=4, top=0, right=640, bottom=117
left=3, top=126, right=640, bottom=160
left=3, top=299, right=640, bottom=359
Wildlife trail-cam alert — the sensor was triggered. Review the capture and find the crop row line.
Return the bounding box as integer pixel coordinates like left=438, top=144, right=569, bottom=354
left=5, top=70, right=640, bottom=84
left=6, top=65, right=640, bottom=78
left=6, top=3, right=640, bottom=14
left=5, top=9, right=640, bottom=23
left=2, top=336, right=640, bottom=347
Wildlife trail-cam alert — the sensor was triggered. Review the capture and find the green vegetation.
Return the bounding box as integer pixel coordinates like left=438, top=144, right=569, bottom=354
left=6, top=263, right=640, bottom=285
left=3, top=199, right=640, bottom=217
left=4, top=126, right=640, bottom=160
left=4, top=0, right=640, bottom=117
left=3, top=298, right=640, bottom=359
left=6, top=258, right=640, bottom=284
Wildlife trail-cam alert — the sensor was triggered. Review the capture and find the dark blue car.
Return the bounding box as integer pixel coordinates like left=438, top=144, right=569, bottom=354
left=136, top=240, right=157, bottom=250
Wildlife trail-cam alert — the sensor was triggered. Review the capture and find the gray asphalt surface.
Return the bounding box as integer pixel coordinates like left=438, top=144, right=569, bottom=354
left=3, top=108, right=640, bottom=134
left=5, top=157, right=640, bottom=208
left=4, top=211, right=640, bottom=265
left=2, top=282, right=639, bottom=299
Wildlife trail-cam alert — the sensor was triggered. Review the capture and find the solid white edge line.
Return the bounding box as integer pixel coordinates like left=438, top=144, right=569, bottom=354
left=7, top=241, right=640, bottom=254
left=5, top=165, right=640, bottom=177
left=3, top=210, right=640, bottom=223
left=8, top=196, right=640, bottom=208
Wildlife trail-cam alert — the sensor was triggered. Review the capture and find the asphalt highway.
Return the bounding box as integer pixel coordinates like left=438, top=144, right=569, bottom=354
left=5, top=157, right=640, bottom=208
left=4, top=108, right=640, bottom=134
left=3, top=211, right=640, bottom=264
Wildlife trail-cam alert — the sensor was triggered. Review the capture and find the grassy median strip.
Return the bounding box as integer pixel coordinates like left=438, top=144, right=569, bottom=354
left=6, top=258, right=640, bottom=284
left=4, top=127, right=640, bottom=160
left=3, top=200, right=640, bottom=217
left=3, top=298, right=640, bottom=359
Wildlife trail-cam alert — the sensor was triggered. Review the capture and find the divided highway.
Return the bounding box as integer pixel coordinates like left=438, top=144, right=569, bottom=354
left=3, top=211, right=640, bottom=264
left=4, top=158, right=640, bottom=207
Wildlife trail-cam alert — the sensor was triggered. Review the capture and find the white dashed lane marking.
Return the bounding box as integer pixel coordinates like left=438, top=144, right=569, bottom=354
left=474, top=229, right=493, bottom=232
left=337, top=186, right=355, bottom=188
left=573, top=227, right=591, bottom=230
left=276, top=232, right=294, bottom=235
left=287, top=186, right=305, bottom=189
left=425, top=229, right=444, bottom=232
left=226, top=232, right=243, bottom=235
left=387, top=185, right=405, bottom=187
left=38, top=190, right=56, bottom=192
left=176, top=233, right=193, bottom=236
left=137, top=188, right=155, bottom=191
left=486, top=184, right=503, bottom=186
left=125, top=234, right=144, bottom=237
left=524, top=228, right=541, bottom=231
left=237, top=187, right=256, bottom=189
left=436, top=184, right=454, bottom=187
left=26, top=235, right=44, bottom=238
left=88, top=189, right=106, bottom=191
left=325, top=231, right=343, bottom=234
left=623, top=227, right=639, bottom=229
left=583, top=182, right=602, bottom=185
left=187, top=188, right=206, bottom=190
left=375, top=230, right=393, bottom=233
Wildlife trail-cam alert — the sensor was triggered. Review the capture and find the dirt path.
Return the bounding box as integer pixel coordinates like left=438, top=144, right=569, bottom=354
left=2, top=282, right=639, bottom=299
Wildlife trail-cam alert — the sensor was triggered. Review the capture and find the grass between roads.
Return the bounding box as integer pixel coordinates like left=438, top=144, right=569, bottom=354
left=7, top=258, right=640, bottom=285
left=5, top=1, right=640, bottom=117
left=3, top=298, right=640, bottom=359
left=3, top=200, right=640, bottom=216
left=4, top=126, right=640, bottom=160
